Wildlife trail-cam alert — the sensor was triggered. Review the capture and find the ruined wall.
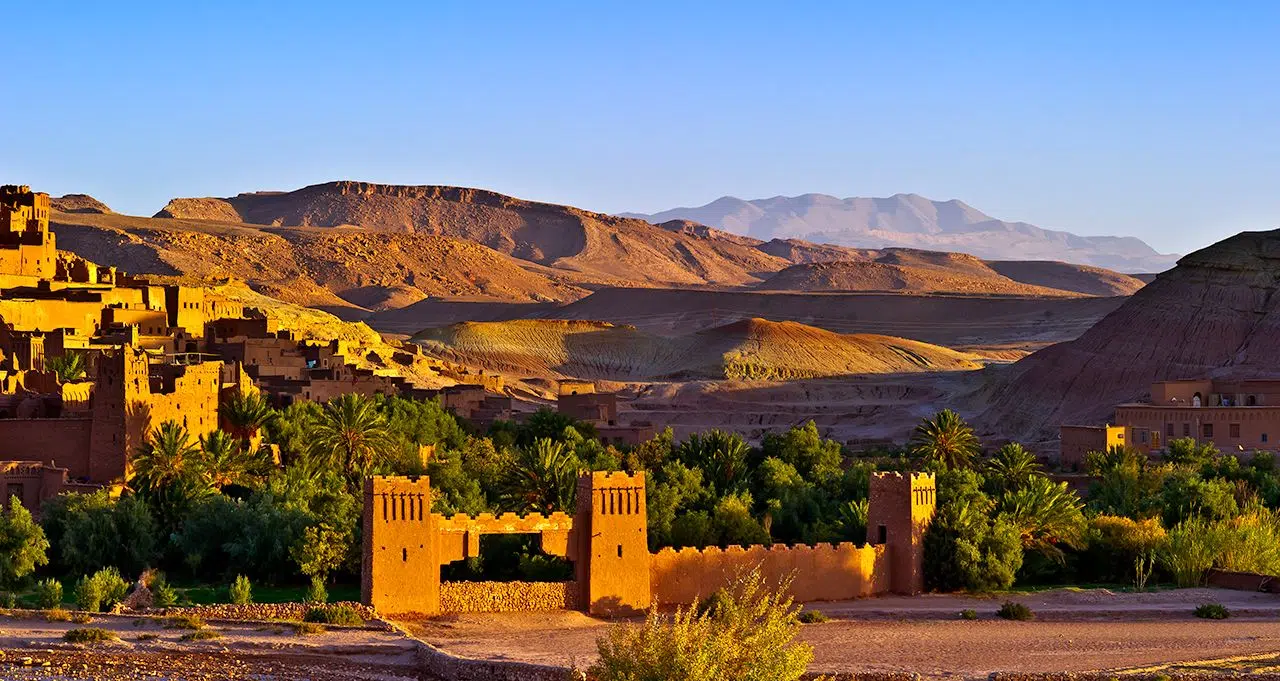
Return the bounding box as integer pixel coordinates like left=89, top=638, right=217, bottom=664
left=650, top=542, right=888, bottom=605
left=439, top=581, right=579, bottom=613
left=0, top=418, right=93, bottom=479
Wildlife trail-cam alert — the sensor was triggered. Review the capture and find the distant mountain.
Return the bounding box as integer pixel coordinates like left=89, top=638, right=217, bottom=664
left=622, top=193, right=1179, bottom=273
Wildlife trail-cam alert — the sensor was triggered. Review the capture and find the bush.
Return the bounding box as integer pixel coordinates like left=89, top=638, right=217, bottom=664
left=303, top=604, right=363, bottom=626
left=74, top=575, right=101, bottom=612
left=164, top=614, right=205, bottom=630
left=229, top=574, right=253, bottom=605
left=304, top=575, right=327, bottom=605
left=589, top=568, right=815, bottom=681
left=696, top=588, right=732, bottom=618
left=181, top=629, right=222, bottom=641
left=1194, top=603, right=1230, bottom=620
left=34, top=578, right=62, bottom=609
left=294, top=621, right=326, bottom=635
left=151, top=573, right=177, bottom=607
left=63, top=627, right=116, bottom=644
left=996, top=601, right=1034, bottom=621
left=71, top=612, right=93, bottom=624
left=44, top=608, right=71, bottom=622
left=136, top=633, right=158, bottom=641
left=797, top=609, right=829, bottom=624
left=74, top=567, right=129, bottom=613
left=959, top=609, right=978, bottom=620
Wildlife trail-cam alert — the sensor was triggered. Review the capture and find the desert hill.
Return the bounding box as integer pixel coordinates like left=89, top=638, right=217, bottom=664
left=977, top=228, right=1280, bottom=443
left=154, top=181, right=791, bottom=288
left=51, top=194, right=112, bottom=214
left=986, top=260, right=1147, bottom=297
left=624, top=193, right=1179, bottom=273
left=758, top=251, right=1077, bottom=297
left=413, top=318, right=983, bottom=381
left=50, top=211, right=587, bottom=314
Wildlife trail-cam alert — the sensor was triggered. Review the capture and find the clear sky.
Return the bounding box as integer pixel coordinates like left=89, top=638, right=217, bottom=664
left=4, top=1, right=1278, bottom=254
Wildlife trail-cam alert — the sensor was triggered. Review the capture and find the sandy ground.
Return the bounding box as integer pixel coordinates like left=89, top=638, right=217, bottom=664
left=0, top=613, right=430, bottom=680
left=409, top=588, right=1280, bottom=680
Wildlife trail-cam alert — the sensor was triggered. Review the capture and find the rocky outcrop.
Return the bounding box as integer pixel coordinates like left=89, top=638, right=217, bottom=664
left=977, top=229, right=1280, bottom=443
left=51, top=194, right=112, bottom=214
left=154, top=197, right=242, bottom=222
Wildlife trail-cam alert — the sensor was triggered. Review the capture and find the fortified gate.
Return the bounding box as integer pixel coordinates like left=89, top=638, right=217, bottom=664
left=362, top=470, right=933, bottom=616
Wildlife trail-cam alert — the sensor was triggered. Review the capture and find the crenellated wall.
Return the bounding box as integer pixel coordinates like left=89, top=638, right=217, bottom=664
left=650, top=542, right=888, bottom=606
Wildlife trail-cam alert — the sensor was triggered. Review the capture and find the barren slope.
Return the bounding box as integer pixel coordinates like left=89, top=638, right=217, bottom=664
left=412, top=318, right=981, bottom=381
left=986, top=260, right=1147, bottom=296
left=156, top=182, right=791, bottom=287
left=759, top=260, right=1075, bottom=296
left=977, top=228, right=1280, bottom=444
left=50, top=211, right=587, bottom=313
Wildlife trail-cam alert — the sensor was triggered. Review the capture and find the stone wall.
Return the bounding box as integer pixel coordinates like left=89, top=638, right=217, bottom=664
left=650, top=542, right=888, bottom=606
left=440, top=581, right=579, bottom=613
left=164, top=601, right=375, bottom=622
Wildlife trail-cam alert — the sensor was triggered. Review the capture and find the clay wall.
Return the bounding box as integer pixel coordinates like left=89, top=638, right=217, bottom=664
left=650, top=542, right=888, bottom=605
left=439, top=581, right=579, bottom=613
left=1150, top=380, right=1213, bottom=405
left=558, top=392, right=617, bottom=423
left=0, top=298, right=103, bottom=336
left=865, top=472, right=935, bottom=595
left=574, top=471, right=650, bottom=615
left=1059, top=425, right=1127, bottom=468
left=0, top=419, right=93, bottom=479
left=0, top=461, right=72, bottom=513
left=362, top=476, right=437, bottom=615
left=103, top=308, right=169, bottom=336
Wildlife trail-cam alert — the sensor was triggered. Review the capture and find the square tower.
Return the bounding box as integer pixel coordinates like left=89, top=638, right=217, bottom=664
left=361, top=475, right=438, bottom=615
left=867, top=472, right=936, bottom=594
left=575, top=471, right=650, bottom=615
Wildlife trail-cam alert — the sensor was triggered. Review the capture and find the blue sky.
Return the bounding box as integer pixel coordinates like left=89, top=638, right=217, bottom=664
left=4, top=1, right=1278, bottom=254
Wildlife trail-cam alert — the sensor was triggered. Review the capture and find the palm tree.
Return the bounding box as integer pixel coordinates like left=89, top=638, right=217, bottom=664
left=45, top=352, right=86, bottom=383
left=986, top=443, right=1042, bottom=493
left=131, top=421, right=204, bottom=493
left=675, top=430, right=751, bottom=494
left=909, top=409, right=981, bottom=469
left=501, top=438, right=583, bottom=513
left=998, top=475, right=1087, bottom=561
left=199, top=430, right=254, bottom=489
left=309, top=393, right=394, bottom=482
left=219, top=390, right=276, bottom=448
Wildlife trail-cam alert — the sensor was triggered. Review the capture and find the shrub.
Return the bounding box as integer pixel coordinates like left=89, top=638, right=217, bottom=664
left=34, top=578, right=63, bottom=609
left=294, top=621, right=326, bottom=635
left=1194, top=603, right=1230, bottom=620
left=74, top=567, right=130, bottom=612
left=136, top=633, right=158, bottom=641
left=303, top=604, right=363, bottom=626
left=229, top=574, right=253, bottom=605
left=63, top=627, right=116, bottom=644
left=44, top=608, right=71, bottom=622
left=181, top=629, right=222, bottom=641
left=304, top=575, right=328, bottom=605
left=589, top=568, right=815, bottom=681
left=959, top=609, right=978, bottom=620
left=71, top=612, right=93, bottom=624
left=696, top=588, right=732, bottom=618
left=151, top=574, right=177, bottom=607
left=996, top=601, right=1034, bottom=621
left=74, top=575, right=102, bottom=612
left=163, top=614, right=205, bottom=630
left=797, top=610, right=829, bottom=624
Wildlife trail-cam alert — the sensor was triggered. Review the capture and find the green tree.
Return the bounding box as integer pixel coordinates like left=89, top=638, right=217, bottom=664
left=998, top=475, right=1087, bottom=561
left=986, top=443, right=1041, bottom=494
left=218, top=390, right=277, bottom=448
left=200, top=430, right=256, bottom=489
left=291, top=523, right=350, bottom=585
left=1159, top=471, right=1239, bottom=527
left=0, top=496, right=49, bottom=589
left=760, top=421, right=844, bottom=486
left=924, top=469, right=1022, bottom=591
left=309, top=394, right=395, bottom=484
left=675, top=430, right=751, bottom=495
left=909, top=409, right=980, bottom=470
left=1086, top=445, right=1166, bottom=519
left=131, top=421, right=214, bottom=530
left=45, top=352, right=86, bottom=383
left=590, top=568, right=815, bottom=681
left=500, top=438, right=583, bottom=513
left=40, top=491, right=157, bottom=577
left=1164, top=437, right=1219, bottom=468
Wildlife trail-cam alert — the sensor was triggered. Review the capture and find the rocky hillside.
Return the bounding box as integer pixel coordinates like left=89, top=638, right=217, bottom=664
left=51, top=212, right=587, bottom=314
left=759, top=250, right=1077, bottom=296
left=51, top=194, right=112, bottom=214
left=977, top=228, right=1280, bottom=442
left=414, top=318, right=982, bottom=381
left=154, top=182, right=790, bottom=288
left=624, top=193, right=1179, bottom=273
left=986, top=260, right=1147, bottom=297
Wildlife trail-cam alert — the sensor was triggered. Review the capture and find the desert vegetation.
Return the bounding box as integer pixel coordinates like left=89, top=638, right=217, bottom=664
left=0, top=394, right=1275, bottom=606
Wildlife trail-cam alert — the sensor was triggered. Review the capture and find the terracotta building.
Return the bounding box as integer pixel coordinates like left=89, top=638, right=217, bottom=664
left=556, top=380, right=657, bottom=447
left=361, top=471, right=935, bottom=617
left=1063, top=378, right=1280, bottom=465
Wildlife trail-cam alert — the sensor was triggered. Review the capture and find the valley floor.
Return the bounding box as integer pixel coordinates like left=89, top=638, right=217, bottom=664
left=409, top=588, right=1280, bottom=680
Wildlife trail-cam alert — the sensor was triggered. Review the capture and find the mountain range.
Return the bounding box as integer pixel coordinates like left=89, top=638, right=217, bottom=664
left=622, top=193, right=1179, bottom=273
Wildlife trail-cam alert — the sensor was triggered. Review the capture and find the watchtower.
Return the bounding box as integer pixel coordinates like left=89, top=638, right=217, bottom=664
left=361, top=475, right=437, bottom=615
left=575, top=471, right=651, bottom=615
left=866, top=472, right=936, bottom=594
left=88, top=346, right=152, bottom=483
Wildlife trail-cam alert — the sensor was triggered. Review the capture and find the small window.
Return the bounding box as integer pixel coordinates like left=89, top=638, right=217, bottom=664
left=1166, top=423, right=1175, bottom=437
left=1231, top=423, right=1241, bottom=438
left=1183, top=423, right=1191, bottom=437
left=877, top=525, right=888, bottom=544
left=402, top=548, right=408, bottom=562
left=617, top=545, right=623, bottom=558
left=1203, top=423, right=1214, bottom=438
left=1264, top=433, right=1270, bottom=443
